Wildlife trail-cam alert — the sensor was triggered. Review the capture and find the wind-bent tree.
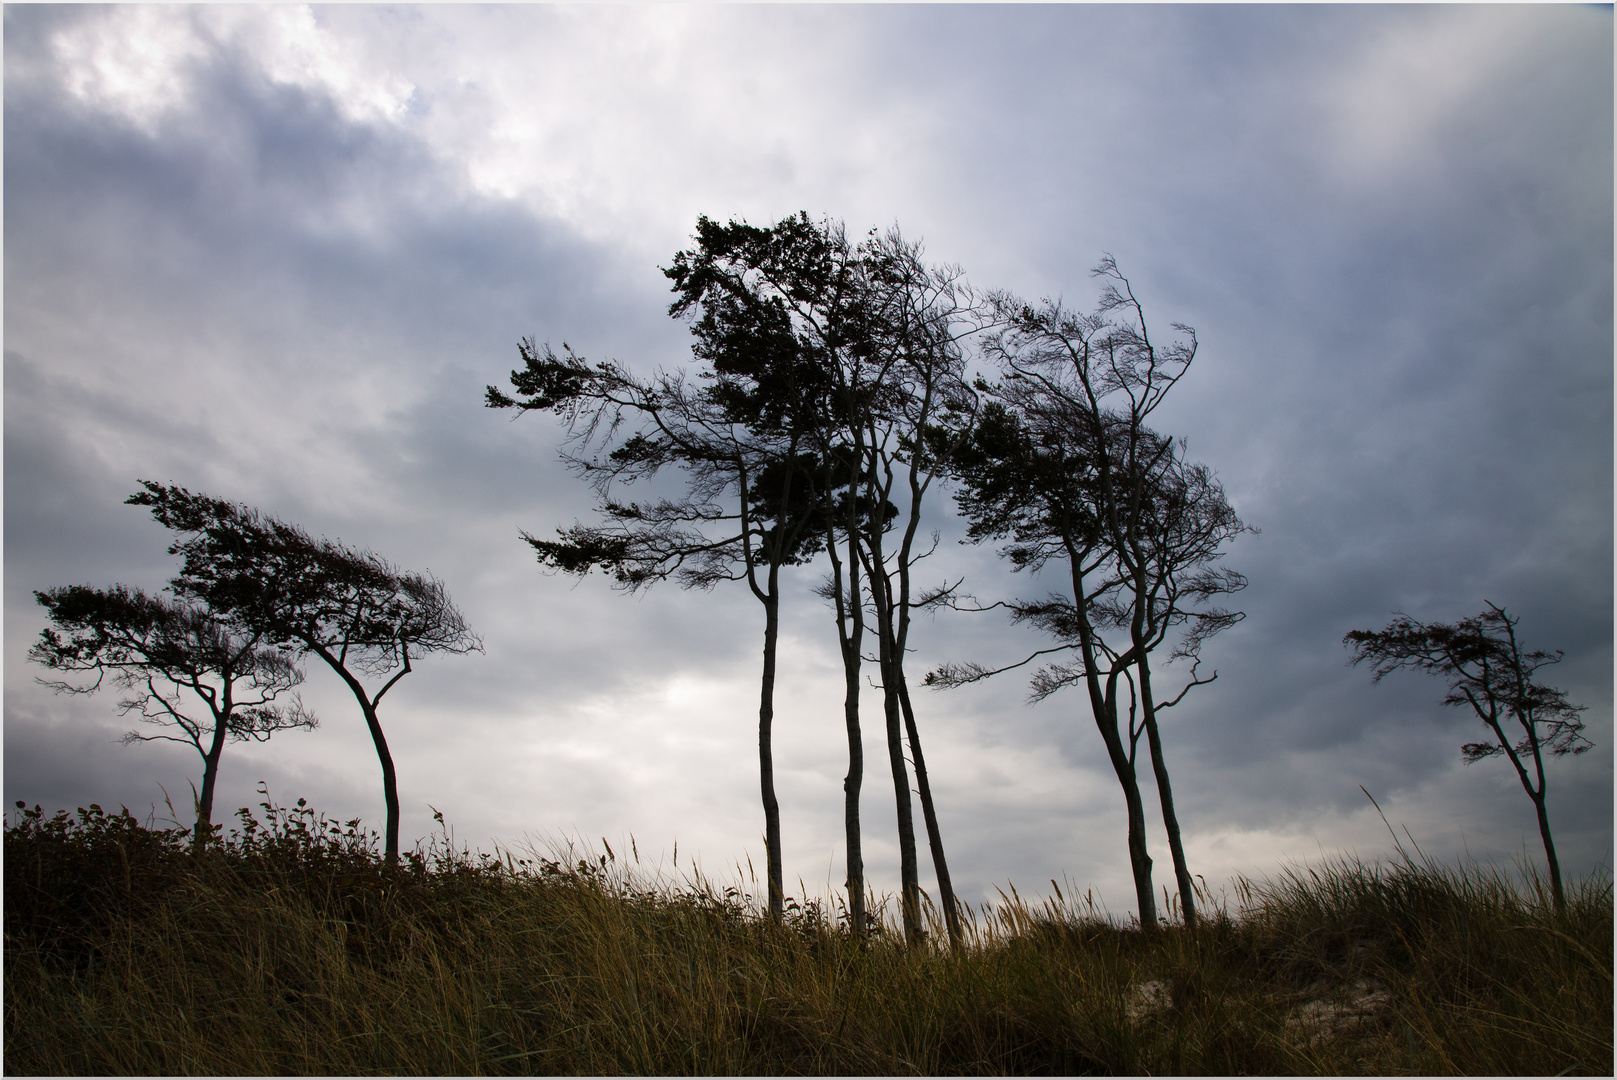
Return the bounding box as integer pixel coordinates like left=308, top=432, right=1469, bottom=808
left=1118, top=443, right=1247, bottom=928
left=662, top=214, right=986, bottom=945
left=937, top=260, right=1246, bottom=927
left=127, top=482, right=482, bottom=862
left=664, top=213, right=883, bottom=934
left=493, top=214, right=982, bottom=942
left=488, top=334, right=824, bottom=923
left=1345, top=603, right=1591, bottom=911
left=840, top=229, right=989, bottom=945
left=30, top=584, right=316, bottom=851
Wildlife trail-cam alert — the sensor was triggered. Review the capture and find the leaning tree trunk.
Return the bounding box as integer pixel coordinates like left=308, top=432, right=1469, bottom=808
left=758, top=567, right=786, bottom=923
left=1136, top=659, right=1196, bottom=928
left=1123, top=784, right=1157, bottom=925
left=360, top=699, right=402, bottom=863
left=1523, top=734, right=1565, bottom=913
left=889, top=460, right=963, bottom=947
left=875, top=599, right=922, bottom=943
left=1531, top=792, right=1565, bottom=913
left=1071, top=560, right=1158, bottom=929
left=1082, top=657, right=1158, bottom=927
left=319, top=654, right=403, bottom=862
left=896, top=676, right=963, bottom=947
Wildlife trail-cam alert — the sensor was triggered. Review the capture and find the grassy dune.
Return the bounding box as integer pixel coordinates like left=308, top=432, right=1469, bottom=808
left=5, top=797, right=1610, bottom=1076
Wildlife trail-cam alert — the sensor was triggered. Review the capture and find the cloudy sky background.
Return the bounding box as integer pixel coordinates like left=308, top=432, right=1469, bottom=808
left=6, top=4, right=1611, bottom=921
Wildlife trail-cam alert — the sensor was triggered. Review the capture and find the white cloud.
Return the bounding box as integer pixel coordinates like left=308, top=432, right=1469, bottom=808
left=46, top=5, right=415, bottom=134
left=303, top=6, right=940, bottom=259
left=50, top=5, right=210, bottom=131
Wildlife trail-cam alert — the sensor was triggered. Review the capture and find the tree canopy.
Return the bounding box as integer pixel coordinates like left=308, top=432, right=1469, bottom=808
left=31, top=583, right=316, bottom=849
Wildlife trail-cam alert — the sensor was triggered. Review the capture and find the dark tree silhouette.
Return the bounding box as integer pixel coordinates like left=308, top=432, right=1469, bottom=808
left=937, top=261, right=1246, bottom=928
left=30, top=584, right=316, bottom=851
left=1345, top=603, right=1591, bottom=911
left=841, top=229, right=988, bottom=946
left=488, top=339, right=824, bottom=923
left=127, top=482, right=482, bottom=862
left=491, top=214, right=984, bottom=943
left=664, top=214, right=987, bottom=945
left=665, top=212, right=883, bottom=935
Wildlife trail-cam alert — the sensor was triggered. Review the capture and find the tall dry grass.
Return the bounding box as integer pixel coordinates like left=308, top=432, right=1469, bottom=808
left=5, top=794, right=1610, bottom=1075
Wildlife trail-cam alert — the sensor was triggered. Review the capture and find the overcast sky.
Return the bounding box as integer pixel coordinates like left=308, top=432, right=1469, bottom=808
left=6, top=4, right=1611, bottom=921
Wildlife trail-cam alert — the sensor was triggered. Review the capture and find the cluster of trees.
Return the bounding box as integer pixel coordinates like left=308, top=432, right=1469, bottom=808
left=30, top=210, right=1591, bottom=933
left=30, top=484, right=481, bottom=859
left=487, top=214, right=1252, bottom=939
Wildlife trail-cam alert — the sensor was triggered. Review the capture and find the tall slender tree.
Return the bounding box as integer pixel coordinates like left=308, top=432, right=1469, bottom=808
left=31, top=583, right=316, bottom=851
left=488, top=340, right=824, bottom=923
left=127, top=482, right=482, bottom=862
left=664, top=215, right=989, bottom=944
left=666, top=213, right=885, bottom=933
left=841, top=230, right=989, bottom=944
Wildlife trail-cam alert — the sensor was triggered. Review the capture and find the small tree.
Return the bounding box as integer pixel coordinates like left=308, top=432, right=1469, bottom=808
left=30, top=584, right=316, bottom=851
left=127, top=482, right=482, bottom=862
left=1344, top=603, right=1591, bottom=911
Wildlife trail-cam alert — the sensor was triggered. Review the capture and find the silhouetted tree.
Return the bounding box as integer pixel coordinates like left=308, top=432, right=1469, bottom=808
left=666, top=213, right=882, bottom=935
left=127, top=482, right=482, bottom=862
left=30, top=584, right=316, bottom=851
left=938, top=260, right=1246, bottom=928
left=488, top=339, right=824, bottom=923
left=664, top=214, right=987, bottom=945
left=840, top=228, right=988, bottom=945
left=1345, top=603, right=1591, bottom=911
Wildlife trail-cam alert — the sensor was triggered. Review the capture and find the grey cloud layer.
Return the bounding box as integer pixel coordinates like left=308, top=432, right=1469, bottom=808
left=5, top=4, right=1610, bottom=911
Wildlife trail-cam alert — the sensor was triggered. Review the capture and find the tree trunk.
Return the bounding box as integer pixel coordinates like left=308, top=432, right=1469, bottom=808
left=1521, top=727, right=1565, bottom=913
left=897, top=676, right=962, bottom=947
left=837, top=537, right=867, bottom=936
left=1497, top=716, right=1566, bottom=914
left=1085, top=670, right=1158, bottom=924
left=1532, top=791, right=1565, bottom=913
left=315, top=649, right=403, bottom=862
left=360, top=698, right=402, bottom=863
left=843, top=654, right=866, bottom=935
left=196, top=714, right=228, bottom=854
left=1137, top=661, right=1195, bottom=928
left=876, top=600, right=922, bottom=943
left=1070, top=553, right=1158, bottom=929
left=758, top=570, right=785, bottom=923
left=1112, top=735, right=1157, bottom=928
left=821, top=450, right=869, bottom=937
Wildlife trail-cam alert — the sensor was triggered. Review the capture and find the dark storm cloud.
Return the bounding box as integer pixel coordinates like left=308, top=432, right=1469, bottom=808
left=5, top=4, right=1609, bottom=913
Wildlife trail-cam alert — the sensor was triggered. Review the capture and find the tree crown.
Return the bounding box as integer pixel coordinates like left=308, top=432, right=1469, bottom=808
left=1344, top=603, right=1591, bottom=763
left=127, top=482, right=482, bottom=675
